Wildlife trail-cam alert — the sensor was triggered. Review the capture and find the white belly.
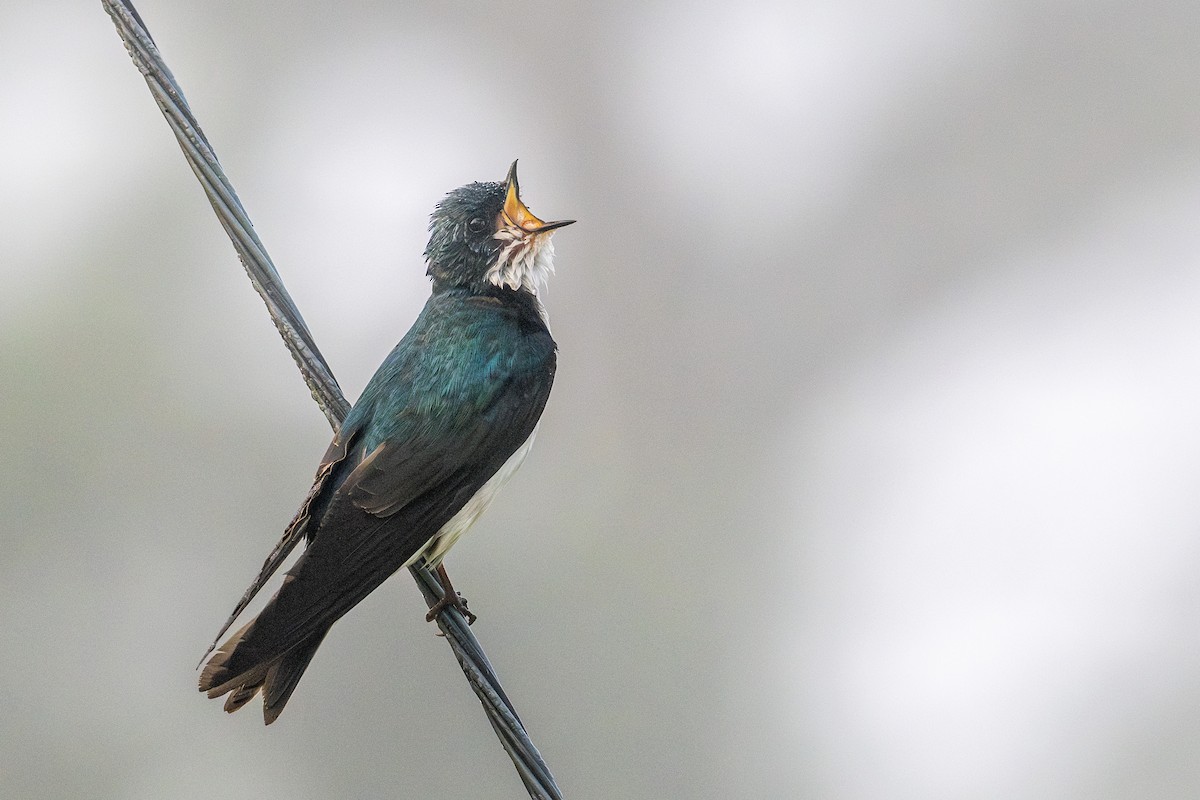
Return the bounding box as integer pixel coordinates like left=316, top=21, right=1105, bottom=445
left=405, top=425, right=539, bottom=569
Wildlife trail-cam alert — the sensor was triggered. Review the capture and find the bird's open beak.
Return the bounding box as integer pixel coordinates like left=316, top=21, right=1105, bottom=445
left=503, top=161, right=575, bottom=234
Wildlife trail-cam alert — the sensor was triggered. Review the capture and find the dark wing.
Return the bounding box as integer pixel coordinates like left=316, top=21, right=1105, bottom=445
left=198, top=418, right=364, bottom=665
left=203, top=305, right=555, bottom=679
left=241, top=362, right=553, bottom=654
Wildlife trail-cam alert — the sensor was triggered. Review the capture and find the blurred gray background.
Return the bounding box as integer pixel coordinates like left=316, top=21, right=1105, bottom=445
left=3, top=1, right=1200, bottom=798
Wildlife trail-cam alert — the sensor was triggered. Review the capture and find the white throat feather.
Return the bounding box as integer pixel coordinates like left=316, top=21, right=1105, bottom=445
left=487, top=228, right=556, bottom=295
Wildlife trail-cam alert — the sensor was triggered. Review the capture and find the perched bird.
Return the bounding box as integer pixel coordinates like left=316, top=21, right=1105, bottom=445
left=198, top=162, right=573, bottom=724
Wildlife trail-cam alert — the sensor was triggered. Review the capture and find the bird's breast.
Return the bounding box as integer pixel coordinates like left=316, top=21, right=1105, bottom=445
left=405, top=424, right=540, bottom=569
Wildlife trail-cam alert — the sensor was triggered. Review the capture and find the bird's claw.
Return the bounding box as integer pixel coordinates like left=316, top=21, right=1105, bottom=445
left=426, top=592, right=477, bottom=626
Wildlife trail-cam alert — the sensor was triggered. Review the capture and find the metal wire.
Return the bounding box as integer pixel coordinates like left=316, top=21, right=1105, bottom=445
left=101, top=3, right=565, bottom=797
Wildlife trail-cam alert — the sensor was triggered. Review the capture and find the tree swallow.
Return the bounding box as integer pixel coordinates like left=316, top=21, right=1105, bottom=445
left=198, top=162, right=573, bottom=724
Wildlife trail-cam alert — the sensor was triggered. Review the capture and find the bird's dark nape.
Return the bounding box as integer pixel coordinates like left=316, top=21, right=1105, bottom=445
left=423, top=180, right=507, bottom=290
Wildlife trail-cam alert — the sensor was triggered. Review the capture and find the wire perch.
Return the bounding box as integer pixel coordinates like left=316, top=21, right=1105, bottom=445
left=101, top=3, right=564, bottom=798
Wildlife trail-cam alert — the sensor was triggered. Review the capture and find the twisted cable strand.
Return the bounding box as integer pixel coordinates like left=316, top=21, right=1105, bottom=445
left=101, top=3, right=564, bottom=797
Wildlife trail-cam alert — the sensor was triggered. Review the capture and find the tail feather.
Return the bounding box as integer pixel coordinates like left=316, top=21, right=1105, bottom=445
left=222, top=682, right=262, bottom=714
left=199, top=620, right=329, bottom=725
left=262, top=631, right=327, bottom=724
left=199, top=619, right=259, bottom=697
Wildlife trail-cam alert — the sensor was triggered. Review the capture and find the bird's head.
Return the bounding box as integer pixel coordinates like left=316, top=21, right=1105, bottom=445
left=424, top=161, right=574, bottom=295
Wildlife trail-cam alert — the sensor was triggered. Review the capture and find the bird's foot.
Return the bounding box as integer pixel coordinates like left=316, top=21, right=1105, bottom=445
left=426, top=592, right=476, bottom=625
left=426, top=563, right=478, bottom=625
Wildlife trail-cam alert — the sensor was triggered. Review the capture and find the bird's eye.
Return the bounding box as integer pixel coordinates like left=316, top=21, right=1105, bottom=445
left=467, top=218, right=487, bottom=234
